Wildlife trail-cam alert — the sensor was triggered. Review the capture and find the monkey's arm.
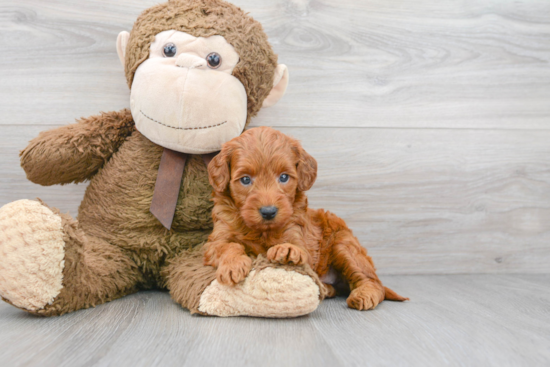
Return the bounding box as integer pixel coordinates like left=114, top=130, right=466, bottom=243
left=20, top=109, right=135, bottom=186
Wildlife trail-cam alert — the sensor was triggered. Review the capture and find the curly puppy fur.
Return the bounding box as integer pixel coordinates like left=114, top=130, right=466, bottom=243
left=203, top=127, right=408, bottom=310
left=126, top=0, right=278, bottom=126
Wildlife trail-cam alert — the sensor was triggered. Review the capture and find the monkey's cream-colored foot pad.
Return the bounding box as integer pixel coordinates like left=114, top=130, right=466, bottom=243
left=198, top=267, right=321, bottom=318
left=0, top=200, right=65, bottom=311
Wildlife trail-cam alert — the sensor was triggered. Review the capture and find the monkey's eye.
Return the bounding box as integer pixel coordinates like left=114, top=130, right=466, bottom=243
left=163, top=43, right=177, bottom=57
left=279, top=174, right=289, bottom=183
left=206, top=52, right=221, bottom=69
left=240, top=176, right=252, bottom=186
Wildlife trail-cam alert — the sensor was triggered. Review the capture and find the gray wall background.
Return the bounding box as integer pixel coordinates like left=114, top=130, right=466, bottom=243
left=1, top=0, right=549, bottom=274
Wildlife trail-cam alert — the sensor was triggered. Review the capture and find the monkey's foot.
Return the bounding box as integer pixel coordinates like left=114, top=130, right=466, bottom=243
left=198, top=265, right=321, bottom=318
left=0, top=200, right=65, bottom=311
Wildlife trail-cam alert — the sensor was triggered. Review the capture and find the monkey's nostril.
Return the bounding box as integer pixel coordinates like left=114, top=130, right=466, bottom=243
left=175, top=54, right=207, bottom=69
left=259, top=206, right=278, bottom=220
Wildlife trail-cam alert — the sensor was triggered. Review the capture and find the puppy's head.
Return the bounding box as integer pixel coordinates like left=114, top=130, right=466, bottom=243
left=208, top=127, right=317, bottom=231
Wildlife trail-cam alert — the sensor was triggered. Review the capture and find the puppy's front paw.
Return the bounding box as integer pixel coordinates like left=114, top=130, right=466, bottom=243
left=267, top=244, right=309, bottom=265
left=347, top=285, right=384, bottom=310
left=216, top=255, right=252, bottom=286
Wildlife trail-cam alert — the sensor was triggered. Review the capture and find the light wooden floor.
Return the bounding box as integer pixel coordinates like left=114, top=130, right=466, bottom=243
left=0, top=274, right=548, bottom=367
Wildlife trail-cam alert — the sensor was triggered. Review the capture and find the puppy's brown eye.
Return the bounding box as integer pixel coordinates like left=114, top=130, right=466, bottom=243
left=163, top=43, right=177, bottom=57
left=279, top=174, right=289, bottom=183
left=240, top=176, right=252, bottom=186
left=206, top=52, right=221, bottom=69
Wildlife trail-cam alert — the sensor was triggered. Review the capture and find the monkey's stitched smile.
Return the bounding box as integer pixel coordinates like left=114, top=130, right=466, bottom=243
left=140, top=110, right=228, bottom=130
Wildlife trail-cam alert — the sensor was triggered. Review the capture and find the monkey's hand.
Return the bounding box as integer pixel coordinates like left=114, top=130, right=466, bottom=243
left=20, top=109, right=135, bottom=185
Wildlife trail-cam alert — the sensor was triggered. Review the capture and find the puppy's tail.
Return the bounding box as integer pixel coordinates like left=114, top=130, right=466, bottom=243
left=384, top=286, right=409, bottom=302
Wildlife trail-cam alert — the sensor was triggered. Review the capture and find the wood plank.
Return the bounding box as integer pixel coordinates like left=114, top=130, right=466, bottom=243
left=310, top=274, right=550, bottom=367
left=288, top=127, right=550, bottom=274
left=1, top=0, right=549, bottom=129
left=2, top=125, right=549, bottom=274
left=0, top=274, right=548, bottom=366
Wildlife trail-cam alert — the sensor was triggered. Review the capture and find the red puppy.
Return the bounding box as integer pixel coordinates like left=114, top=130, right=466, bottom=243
left=204, top=127, right=407, bottom=310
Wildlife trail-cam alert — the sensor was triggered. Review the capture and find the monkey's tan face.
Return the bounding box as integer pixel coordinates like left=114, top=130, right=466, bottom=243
left=130, top=30, right=247, bottom=154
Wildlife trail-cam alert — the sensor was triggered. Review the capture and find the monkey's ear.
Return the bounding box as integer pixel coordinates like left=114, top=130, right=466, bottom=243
left=208, top=149, right=232, bottom=193
left=295, top=145, right=318, bottom=192
left=262, top=64, right=289, bottom=108
left=117, top=31, right=130, bottom=68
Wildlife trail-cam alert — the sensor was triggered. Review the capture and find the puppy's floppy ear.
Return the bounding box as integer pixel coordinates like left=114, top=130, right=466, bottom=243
left=294, top=144, right=317, bottom=192
left=208, top=148, right=232, bottom=192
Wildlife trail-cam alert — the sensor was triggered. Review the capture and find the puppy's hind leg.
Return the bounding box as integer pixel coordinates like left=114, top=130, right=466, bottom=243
left=330, top=229, right=406, bottom=310
left=322, top=283, right=337, bottom=298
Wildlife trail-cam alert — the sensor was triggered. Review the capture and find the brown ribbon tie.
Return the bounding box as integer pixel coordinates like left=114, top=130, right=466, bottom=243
left=201, top=152, right=218, bottom=168
left=150, top=148, right=218, bottom=230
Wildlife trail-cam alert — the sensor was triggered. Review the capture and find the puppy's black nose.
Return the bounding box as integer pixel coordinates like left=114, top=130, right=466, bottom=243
left=259, top=206, right=278, bottom=220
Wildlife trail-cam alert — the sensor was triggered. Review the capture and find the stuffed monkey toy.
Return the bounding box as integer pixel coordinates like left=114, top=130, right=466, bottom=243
left=0, top=0, right=325, bottom=317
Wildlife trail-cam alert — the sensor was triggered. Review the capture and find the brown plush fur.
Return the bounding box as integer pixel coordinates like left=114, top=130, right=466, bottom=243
left=15, top=0, right=280, bottom=316
left=21, top=109, right=135, bottom=185
left=31, top=203, right=147, bottom=316
left=20, top=113, right=213, bottom=315
left=125, top=0, right=278, bottom=126
left=203, top=127, right=408, bottom=310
